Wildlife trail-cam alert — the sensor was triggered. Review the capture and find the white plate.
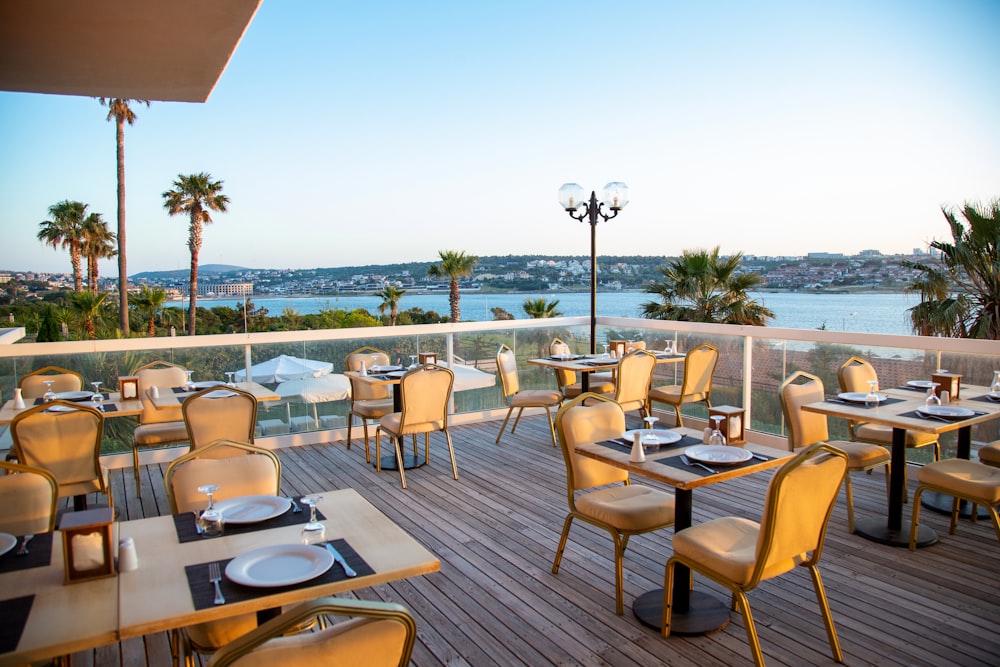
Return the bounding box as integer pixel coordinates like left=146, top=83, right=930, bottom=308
left=225, top=544, right=334, bottom=588
left=917, top=405, right=976, bottom=419
left=213, top=495, right=291, bottom=524
left=191, top=380, right=226, bottom=389
left=837, top=392, right=889, bottom=403
left=986, top=392, right=1000, bottom=402
left=45, top=404, right=76, bottom=412
left=622, top=429, right=682, bottom=446
left=907, top=380, right=935, bottom=389
left=685, top=445, right=753, bottom=465
left=55, top=391, right=95, bottom=401
left=0, top=533, right=16, bottom=557
left=370, top=365, right=402, bottom=373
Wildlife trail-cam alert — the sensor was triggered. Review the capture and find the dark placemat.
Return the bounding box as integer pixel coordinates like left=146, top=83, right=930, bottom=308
left=968, top=394, right=1000, bottom=405
left=896, top=385, right=931, bottom=393
left=597, top=434, right=701, bottom=454
left=546, top=355, right=585, bottom=361
left=825, top=396, right=906, bottom=409
left=172, top=499, right=326, bottom=544
left=184, top=539, right=374, bottom=611
left=898, top=409, right=986, bottom=423
left=32, top=393, right=111, bottom=406
left=0, top=595, right=34, bottom=653
left=655, top=451, right=777, bottom=477
left=0, top=532, right=54, bottom=573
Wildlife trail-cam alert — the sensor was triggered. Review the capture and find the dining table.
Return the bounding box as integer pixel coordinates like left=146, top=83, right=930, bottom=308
left=528, top=350, right=685, bottom=393
left=802, top=383, right=1000, bottom=548
left=147, top=380, right=280, bottom=410
left=0, top=391, right=144, bottom=426
left=574, top=426, right=792, bottom=635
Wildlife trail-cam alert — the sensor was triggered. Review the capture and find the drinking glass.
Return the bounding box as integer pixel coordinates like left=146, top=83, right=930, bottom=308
left=925, top=384, right=941, bottom=408
left=708, top=416, right=727, bottom=446
left=197, top=484, right=223, bottom=537
left=300, top=495, right=325, bottom=545
left=225, top=371, right=235, bottom=387
left=663, top=340, right=674, bottom=356
left=602, top=343, right=610, bottom=359
left=642, top=416, right=659, bottom=450
left=408, top=355, right=418, bottom=370
left=90, top=381, right=104, bottom=412
left=991, top=370, right=1000, bottom=395
left=185, top=370, right=195, bottom=391
left=864, top=380, right=879, bottom=408
left=42, top=380, right=56, bottom=403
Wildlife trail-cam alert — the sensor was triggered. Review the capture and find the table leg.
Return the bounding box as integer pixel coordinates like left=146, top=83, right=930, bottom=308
left=375, top=383, right=427, bottom=471
left=580, top=373, right=590, bottom=394
left=854, top=426, right=937, bottom=548
left=920, top=425, right=989, bottom=518
left=632, top=489, right=731, bottom=635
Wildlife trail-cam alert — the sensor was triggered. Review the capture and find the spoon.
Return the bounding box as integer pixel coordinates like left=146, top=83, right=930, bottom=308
left=16, top=534, right=34, bottom=556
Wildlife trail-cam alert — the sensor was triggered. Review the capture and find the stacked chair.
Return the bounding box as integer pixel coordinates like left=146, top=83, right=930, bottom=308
left=495, top=344, right=563, bottom=448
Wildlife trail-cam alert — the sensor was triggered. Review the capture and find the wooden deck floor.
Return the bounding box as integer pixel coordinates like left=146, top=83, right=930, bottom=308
left=76, top=415, right=1000, bottom=666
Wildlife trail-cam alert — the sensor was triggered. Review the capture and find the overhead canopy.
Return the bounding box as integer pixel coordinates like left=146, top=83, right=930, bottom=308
left=0, top=0, right=262, bottom=102
left=276, top=375, right=352, bottom=404
left=234, top=355, right=333, bottom=385
left=442, top=363, right=497, bottom=392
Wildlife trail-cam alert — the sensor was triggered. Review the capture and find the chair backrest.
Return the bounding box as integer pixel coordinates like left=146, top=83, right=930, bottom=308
left=346, top=347, right=392, bottom=400
left=10, top=401, right=104, bottom=495
left=838, top=356, right=877, bottom=393
left=206, top=597, right=416, bottom=667
left=399, top=365, right=453, bottom=429
left=779, top=371, right=830, bottom=451
left=19, top=365, right=84, bottom=399
left=183, top=387, right=257, bottom=453
left=549, top=338, right=577, bottom=388
left=680, top=343, right=719, bottom=396
left=614, top=349, right=656, bottom=407
left=134, top=360, right=188, bottom=425
left=496, top=344, right=520, bottom=399
left=0, top=460, right=58, bottom=534
left=164, top=439, right=281, bottom=514
left=554, top=394, right=629, bottom=498
left=751, top=442, right=847, bottom=586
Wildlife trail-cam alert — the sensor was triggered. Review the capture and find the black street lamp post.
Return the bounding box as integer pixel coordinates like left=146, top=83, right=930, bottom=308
left=558, top=182, right=629, bottom=354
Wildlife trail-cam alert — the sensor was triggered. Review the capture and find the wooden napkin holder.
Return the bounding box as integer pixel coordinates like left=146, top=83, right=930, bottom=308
left=418, top=352, right=438, bottom=365
left=118, top=376, right=139, bottom=400
left=609, top=340, right=627, bottom=359
left=60, top=507, right=116, bottom=583
left=708, top=405, right=746, bottom=445
left=932, top=372, right=961, bottom=400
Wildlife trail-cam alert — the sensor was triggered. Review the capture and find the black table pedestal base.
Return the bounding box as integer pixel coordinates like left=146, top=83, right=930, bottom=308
left=633, top=588, right=731, bottom=635
left=376, top=454, right=426, bottom=471
left=854, top=516, right=937, bottom=548
left=920, top=491, right=991, bottom=519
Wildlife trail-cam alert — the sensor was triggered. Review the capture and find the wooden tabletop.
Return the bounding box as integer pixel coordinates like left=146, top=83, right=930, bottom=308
left=0, top=393, right=143, bottom=426
left=117, top=488, right=439, bottom=638
left=528, top=352, right=685, bottom=373
left=148, top=381, right=280, bottom=410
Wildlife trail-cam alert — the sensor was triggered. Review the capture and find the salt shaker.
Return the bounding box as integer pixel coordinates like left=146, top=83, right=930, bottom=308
left=12, top=388, right=25, bottom=410
left=149, top=385, right=159, bottom=399
left=940, top=390, right=950, bottom=404
left=629, top=431, right=646, bottom=463
left=703, top=427, right=712, bottom=444
left=360, top=361, right=368, bottom=376
left=118, top=537, right=138, bottom=572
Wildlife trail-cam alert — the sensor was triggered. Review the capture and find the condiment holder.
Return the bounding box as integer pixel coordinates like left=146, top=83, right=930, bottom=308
left=931, top=371, right=961, bottom=400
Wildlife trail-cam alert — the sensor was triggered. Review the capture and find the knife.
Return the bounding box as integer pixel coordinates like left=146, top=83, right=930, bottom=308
left=325, top=542, right=357, bottom=577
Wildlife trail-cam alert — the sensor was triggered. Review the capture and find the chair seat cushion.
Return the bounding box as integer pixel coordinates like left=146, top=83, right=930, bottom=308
left=918, top=459, right=1000, bottom=504
left=511, top=390, right=563, bottom=407
left=232, top=617, right=410, bottom=667
left=854, top=423, right=937, bottom=447
left=827, top=440, right=890, bottom=469
left=563, top=380, right=615, bottom=398
left=352, top=399, right=394, bottom=419
left=648, top=386, right=708, bottom=405
left=134, top=420, right=188, bottom=446
left=379, top=413, right=445, bottom=436
left=673, top=516, right=760, bottom=586
left=576, top=485, right=675, bottom=532
left=978, top=441, right=1000, bottom=468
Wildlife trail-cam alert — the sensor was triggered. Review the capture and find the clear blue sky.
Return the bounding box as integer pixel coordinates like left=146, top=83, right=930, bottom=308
left=1, top=1, right=998, bottom=275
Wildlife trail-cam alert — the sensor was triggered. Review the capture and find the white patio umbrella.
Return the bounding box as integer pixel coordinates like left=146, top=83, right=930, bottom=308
left=440, top=362, right=496, bottom=392
left=233, top=354, right=333, bottom=384
left=274, top=373, right=352, bottom=429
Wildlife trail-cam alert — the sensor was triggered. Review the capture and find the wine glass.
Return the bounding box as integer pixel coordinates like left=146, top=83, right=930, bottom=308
left=225, top=371, right=235, bottom=387
left=197, top=484, right=223, bottom=537
left=90, top=380, right=104, bottom=412
left=708, top=416, right=727, bottom=446
left=642, top=416, right=659, bottom=450
left=299, top=495, right=325, bottom=545
left=408, top=355, right=418, bottom=370
left=663, top=340, right=674, bottom=356
left=864, top=379, right=879, bottom=408
left=925, top=384, right=941, bottom=409
left=185, top=370, right=195, bottom=391
left=990, top=370, right=1000, bottom=395
left=42, top=380, right=56, bottom=403
left=602, top=343, right=610, bottom=359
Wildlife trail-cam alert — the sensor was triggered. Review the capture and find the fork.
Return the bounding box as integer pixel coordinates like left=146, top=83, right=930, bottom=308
left=16, top=534, right=34, bottom=556
left=209, top=562, right=226, bottom=605
left=680, top=454, right=717, bottom=475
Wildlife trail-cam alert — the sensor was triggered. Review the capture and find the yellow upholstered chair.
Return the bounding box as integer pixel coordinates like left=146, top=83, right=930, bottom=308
left=165, top=439, right=283, bottom=666
left=552, top=393, right=676, bottom=615
left=375, top=364, right=456, bottom=489
left=345, top=346, right=395, bottom=462
left=648, top=343, right=719, bottom=426
left=183, top=386, right=258, bottom=454
left=495, top=344, right=563, bottom=448
left=0, top=460, right=58, bottom=535
left=662, top=442, right=848, bottom=666
left=206, top=597, right=417, bottom=667
left=612, top=349, right=656, bottom=419
left=9, top=401, right=111, bottom=511
left=19, top=365, right=84, bottom=399
left=838, top=356, right=940, bottom=461
left=780, top=371, right=891, bottom=533
left=909, top=459, right=1000, bottom=550
left=549, top=338, right=614, bottom=399
left=132, top=361, right=190, bottom=498
left=979, top=440, right=1000, bottom=468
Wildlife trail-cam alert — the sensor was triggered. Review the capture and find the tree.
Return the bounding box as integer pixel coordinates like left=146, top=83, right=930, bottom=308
left=491, top=307, right=515, bottom=321
left=99, top=98, right=149, bottom=337
left=902, top=198, right=1000, bottom=339
left=162, top=173, right=230, bottom=335
left=427, top=250, right=478, bottom=322
left=374, top=284, right=407, bottom=325
left=641, top=246, right=774, bottom=325
left=67, top=290, right=110, bottom=339
left=522, top=297, right=563, bottom=318
left=36, top=306, right=61, bottom=342
left=37, top=200, right=89, bottom=291
left=131, top=284, right=167, bottom=336
left=81, top=213, right=116, bottom=295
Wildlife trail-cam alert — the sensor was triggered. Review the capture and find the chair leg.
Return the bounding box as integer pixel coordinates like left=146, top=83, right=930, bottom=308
left=544, top=407, right=557, bottom=448
left=612, top=532, right=627, bottom=615
left=374, top=430, right=382, bottom=472
left=392, top=434, right=407, bottom=489
left=361, top=419, right=373, bottom=463
left=674, top=404, right=684, bottom=427
left=552, top=515, right=574, bottom=575
left=662, top=558, right=676, bottom=637
left=808, top=564, right=843, bottom=663
left=132, top=442, right=142, bottom=499
left=445, top=430, right=458, bottom=480
left=511, top=406, right=526, bottom=434
left=949, top=497, right=961, bottom=534
left=495, top=406, right=515, bottom=444
left=909, top=486, right=925, bottom=551
left=843, top=473, right=856, bottom=534
left=344, top=414, right=353, bottom=451
left=988, top=504, right=1000, bottom=545
left=734, top=589, right=766, bottom=667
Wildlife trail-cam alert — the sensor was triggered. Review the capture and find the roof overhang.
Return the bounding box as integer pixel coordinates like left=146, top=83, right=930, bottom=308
left=0, top=0, right=262, bottom=103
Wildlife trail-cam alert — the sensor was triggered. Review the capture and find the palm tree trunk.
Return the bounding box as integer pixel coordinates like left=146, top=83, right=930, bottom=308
left=188, top=217, right=201, bottom=335
left=116, top=116, right=130, bottom=336
left=449, top=280, right=461, bottom=322
left=70, top=246, right=83, bottom=292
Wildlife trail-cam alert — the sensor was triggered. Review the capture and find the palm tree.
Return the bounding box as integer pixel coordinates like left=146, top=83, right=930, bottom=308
left=427, top=250, right=478, bottom=323
left=131, top=284, right=167, bottom=336
left=641, top=246, right=774, bottom=325
left=162, top=173, right=230, bottom=335
left=99, top=97, right=149, bottom=337
left=522, top=297, right=563, bottom=318
left=37, top=200, right=89, bottom=291
left=902, top=198, right=1000, bottom=339
left=374, top=284, right=407, bottom=325
left=81, top=213, right=116, bottom=295
left=67, top=291, right=110, bottom=340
